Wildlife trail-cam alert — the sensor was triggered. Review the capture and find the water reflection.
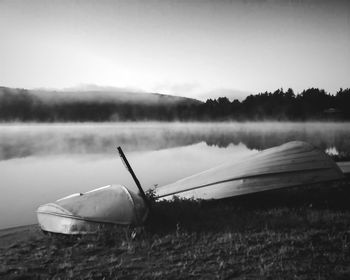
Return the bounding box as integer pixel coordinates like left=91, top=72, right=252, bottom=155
left=0, top=122, right=349, bottom=160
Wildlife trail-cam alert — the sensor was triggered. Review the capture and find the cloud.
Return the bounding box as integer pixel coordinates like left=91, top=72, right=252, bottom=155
left=151, top=82, right=201, bottom=97
left=150, top=82, right=254, bottom=101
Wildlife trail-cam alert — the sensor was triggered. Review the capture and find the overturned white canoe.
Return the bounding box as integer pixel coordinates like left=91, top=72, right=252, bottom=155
left=155, top=141, right=345, bottom=200
left=37, top=185, right=148, bottom=234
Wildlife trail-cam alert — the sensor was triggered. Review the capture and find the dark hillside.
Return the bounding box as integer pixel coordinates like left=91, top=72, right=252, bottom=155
left=0, top=86, right=349, bottom=121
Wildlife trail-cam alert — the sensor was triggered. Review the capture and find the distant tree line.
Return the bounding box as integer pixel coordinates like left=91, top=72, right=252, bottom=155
left=201, top=88, right=350, bottom=121
left=0, top=87, right=349, bottom=121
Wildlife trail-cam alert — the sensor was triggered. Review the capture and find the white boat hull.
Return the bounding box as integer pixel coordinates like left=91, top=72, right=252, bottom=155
left=156, top=141, right=345, bottom=200
left=37, top=184, right=148, bottom=234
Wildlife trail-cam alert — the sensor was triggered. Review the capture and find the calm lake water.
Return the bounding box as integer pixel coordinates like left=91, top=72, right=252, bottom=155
left=1, top=122, right=350, bottom=229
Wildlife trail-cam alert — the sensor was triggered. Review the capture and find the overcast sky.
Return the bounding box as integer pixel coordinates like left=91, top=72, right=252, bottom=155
left=0, top=0, right=349, bottom=99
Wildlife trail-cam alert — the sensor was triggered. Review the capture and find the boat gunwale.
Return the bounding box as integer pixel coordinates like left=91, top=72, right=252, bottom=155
left=36, top=208, right=132, bottom=226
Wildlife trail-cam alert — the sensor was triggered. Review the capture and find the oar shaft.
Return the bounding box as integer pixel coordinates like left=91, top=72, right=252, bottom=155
left=117, top=146, right=150, bottom=209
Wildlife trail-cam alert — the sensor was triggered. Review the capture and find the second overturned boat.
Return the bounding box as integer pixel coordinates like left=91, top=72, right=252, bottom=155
left=155, top=141, right=345, bottom=200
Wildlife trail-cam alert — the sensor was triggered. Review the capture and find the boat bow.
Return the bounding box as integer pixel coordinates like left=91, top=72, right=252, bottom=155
left=37, top=184, right=148, bottom=234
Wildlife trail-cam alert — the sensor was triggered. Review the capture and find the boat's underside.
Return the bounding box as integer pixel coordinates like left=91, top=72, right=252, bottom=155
left=155, top=141, right=345, bottom=200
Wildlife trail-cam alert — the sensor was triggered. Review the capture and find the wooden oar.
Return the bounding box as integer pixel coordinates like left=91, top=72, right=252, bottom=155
left=117, top=146, right=151, bottom=211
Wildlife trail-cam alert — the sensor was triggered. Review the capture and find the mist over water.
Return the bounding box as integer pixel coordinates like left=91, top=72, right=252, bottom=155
left=0, top=122, right=349, bottom=229
left=1, top=122, right=349, bottom=161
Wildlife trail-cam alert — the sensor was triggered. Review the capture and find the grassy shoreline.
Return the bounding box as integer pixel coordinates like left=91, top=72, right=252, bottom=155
left=1, top=181, right=350, bottom=279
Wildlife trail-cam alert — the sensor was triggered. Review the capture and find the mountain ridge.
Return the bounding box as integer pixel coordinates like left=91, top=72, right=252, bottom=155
left=0, top=86, right=202, bottom=105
